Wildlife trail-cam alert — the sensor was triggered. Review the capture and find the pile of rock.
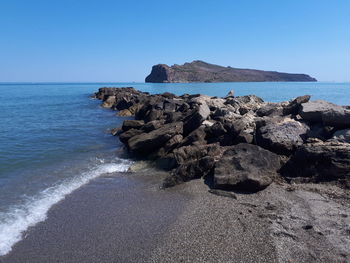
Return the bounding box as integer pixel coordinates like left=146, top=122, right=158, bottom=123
left=94, top=87, right=350, bottom=192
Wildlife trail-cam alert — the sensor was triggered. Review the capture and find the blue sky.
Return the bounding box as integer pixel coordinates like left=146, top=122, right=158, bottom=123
left=0, top=0, right=349, bottom=82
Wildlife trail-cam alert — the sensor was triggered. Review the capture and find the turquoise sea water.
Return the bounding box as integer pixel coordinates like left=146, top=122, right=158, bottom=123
left=0, top=81, right=350, bottom=255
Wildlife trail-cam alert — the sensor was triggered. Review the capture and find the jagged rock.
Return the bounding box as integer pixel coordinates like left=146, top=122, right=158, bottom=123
left=165, top=111, right=186, bottom=123
left=214, top=143, right=282, bottom=192
left=180, top=126, right=207, bottom=146
left=117, top=109, right=133, bottom=117
left=299, top=100, right=343, bottom=123
left=329, top=129, right=350, bottom=143
left=117, top=103, right=143, bottom=117
left=119, top=129, right=143, bottom=143
left=183, top=102, right=210, bottom=135
left=144, top=109, right=164, bottom=123
left=101, top=96, right=116, bottom=108
left=307, top=124, right=334, bottom=141
left=190, top=95, right=226, bottom=110
left=256, top=118, right=309, bottom=155
left=127, top=122, right=183, bottom=153
left=163, top=144, right=224, bottom=187
left=283, top=95, right=311, bottom=115
left=281, top=141, right=350, bottom=185
left=163, top=99, right=177, bottom=112
left=122, top=120, right=145, bottom=131
left=169, top=156, right=215, bottom=186
left=257, top=103, right=284, bottom=117
left=225, top=90, right=235, bottom=98
left=141, top=120, right=165, bottom=132
left=171, top=144, right=223, bottom=166
left=110, top=127, right=122, bottom=136
left=161, top=92, right=177, bottom=99
left=322, top=108, right=350, bottom=128
left=94, top=87, right=135, bottom=100
left=225, top=95, right=264, bottom=113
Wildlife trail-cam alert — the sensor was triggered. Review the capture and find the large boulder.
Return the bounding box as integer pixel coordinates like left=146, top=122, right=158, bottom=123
left=256, top=118, right=309, bottom=155
left=299, top=100, right=343, bottom=123
left=119, top=129, right=143, bottom=143
left=183, top=102, right=210, bottom=135
left=281, top=141, right=350, bottom=185
left=163, top=144, right=224, bottom=187
left=101, top=96, right=116, bottom=108
left=213, top=144, right=282, bottom=192
left=122, top=120, right=144, bottom=131
left=322, top=108, right=350, bottom=128
left=127, top=122, right=183, bottom=153
left=256, top=103, right=283, bottom=117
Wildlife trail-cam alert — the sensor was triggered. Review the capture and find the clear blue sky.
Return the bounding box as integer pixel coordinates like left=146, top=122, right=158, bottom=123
left=0, top=0, right=349, bottom=82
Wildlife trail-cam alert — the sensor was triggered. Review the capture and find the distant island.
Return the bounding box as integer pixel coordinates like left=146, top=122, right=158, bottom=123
left=145, top=60, right=317, bottom=83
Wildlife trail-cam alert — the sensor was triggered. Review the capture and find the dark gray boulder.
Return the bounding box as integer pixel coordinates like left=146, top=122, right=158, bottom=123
left=322, top=108, right=350, bottom=128
left=183, top=102, right=210, bottom=135
left=299, top=100, right=343, bottom=123
left=283, top=95, right=311, bottom=115
left=163, top=144, right=223, bottom=187
left=256, top=118, right=309, bottom=155
left=179, top=126, right=207, bottom=146
left=281, top=141, right=350, bottom=185
left=122, top=120, right=145, bottom=131
left=127, top=122, right=183, bottom=153
left=140, top=120, right=165, bottom=132
left=307, top=124, right=334, bottom=141
left=119, top=129, right=143, bottom=143
left=256, top=103, right=283, bottom=117
left=213, top=144, right=282, bottom=192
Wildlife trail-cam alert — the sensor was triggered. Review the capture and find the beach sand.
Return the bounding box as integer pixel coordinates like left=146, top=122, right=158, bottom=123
left=1, top=170, right=349, bottom=263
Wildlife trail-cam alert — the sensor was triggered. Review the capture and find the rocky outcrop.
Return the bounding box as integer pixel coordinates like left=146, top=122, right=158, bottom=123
left=94, top=87, right=350, bottom=192
left=282, top=141, right=350, bottom=187
left=145, top=60, right=317, bottom=83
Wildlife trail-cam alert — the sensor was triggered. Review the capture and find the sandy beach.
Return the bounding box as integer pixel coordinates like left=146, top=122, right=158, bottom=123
left=1, top=168, right=349, bottom=263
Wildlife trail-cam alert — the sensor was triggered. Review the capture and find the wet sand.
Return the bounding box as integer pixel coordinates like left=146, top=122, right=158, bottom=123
left=1, top=171, right=349, bottom=263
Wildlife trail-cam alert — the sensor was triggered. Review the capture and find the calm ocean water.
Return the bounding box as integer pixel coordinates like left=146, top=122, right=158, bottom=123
left=0, top=81, right=350, bottom=255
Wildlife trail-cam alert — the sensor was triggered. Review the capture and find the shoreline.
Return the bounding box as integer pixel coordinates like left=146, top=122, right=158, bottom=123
left=1, top=169, right=348, bottom=262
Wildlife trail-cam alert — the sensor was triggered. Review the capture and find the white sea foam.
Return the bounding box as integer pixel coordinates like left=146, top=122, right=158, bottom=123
left=0, top=158, right=132, bottom=256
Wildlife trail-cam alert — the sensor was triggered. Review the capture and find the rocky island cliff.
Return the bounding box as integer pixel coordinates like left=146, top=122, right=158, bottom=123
left=145, top=60, right=317, bottom=83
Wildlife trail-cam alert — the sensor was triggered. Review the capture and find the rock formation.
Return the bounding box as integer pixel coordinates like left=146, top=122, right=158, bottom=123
left=94, top=87, right=350, bottom=192
left=145, top=60, right=317, bottom=83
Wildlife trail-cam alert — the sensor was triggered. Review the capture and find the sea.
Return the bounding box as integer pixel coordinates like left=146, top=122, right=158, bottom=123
left=0, top=81, right=349, bottom=255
